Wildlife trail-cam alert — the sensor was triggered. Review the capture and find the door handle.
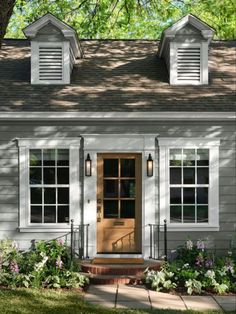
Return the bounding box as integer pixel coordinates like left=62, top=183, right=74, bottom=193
left=97, top=208, right=101, bottom=222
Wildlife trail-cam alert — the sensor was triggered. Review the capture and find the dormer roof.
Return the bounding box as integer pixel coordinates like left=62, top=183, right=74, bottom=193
left=159, top=14, right=214, bottom=57
left=23, top=13, right=81, bottom=58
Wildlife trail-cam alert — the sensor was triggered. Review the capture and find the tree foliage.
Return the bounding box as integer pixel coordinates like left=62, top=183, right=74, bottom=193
left=4, top=0, right=236, bottom=40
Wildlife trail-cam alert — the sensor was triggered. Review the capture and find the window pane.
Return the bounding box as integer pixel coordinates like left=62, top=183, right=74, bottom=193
left=183, top=188, right=195, bottom=204
left=170, top=188, right=181, bottom=204
left=197, top=149, right=209, bottom=166
left=43, top=149, right=56, bottom=166
left=58, top=206, right=69, bottom=223
left=183, top=149, right=195, bottom=166
left=183, top=205, right=195, bottom=223
left=197, top=188, right=208, bottom=204
left=58, top=188, right=69, bottom=204
left=183, top=168, right=195, bottom=184
left=170, top=168, right=181, bottom=184
left=43, top=168, right=55, bottom=184
left=104, top=200, right=118, bottom=218
left=170, top=206, right=182, bottom=223
left=44, top=206, right=56, bottom=223
left=104, top=180, right=118, bottom=198
left=197, top=206, right=208, bottom=222
left=31, top=206, right=42, bottom=223
left=57, top=168, right=69, bottom=184
left=120, top=200, right=135, bottom=218
left=30, top=168, right=42, bottom=184
left=197, top=168, right=209, bottom=184
left=44, top=188, right=56, bottom=204
left=57, top=149, right=69, bottom=166
left=121, top=159, right=135, bottom=177
left=31, top=188, right=42, bottom=204
left=120, top=180, right=135, bottom=198
left=30, top=150, right=42, bottom=166
left=104, top=159, right=118, bottom=177
left=170, top=149, right=182, bottom=166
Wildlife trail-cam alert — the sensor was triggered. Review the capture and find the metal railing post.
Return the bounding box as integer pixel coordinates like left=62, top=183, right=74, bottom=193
left=86, top=224, right=89, bottom=258
left=157, top=224, right=160, bottom=259
left=164, top=219, right=167, bottom=261
left=149, top=224, right=152, bottom=259
left=70, top=219, right=74, bottom=262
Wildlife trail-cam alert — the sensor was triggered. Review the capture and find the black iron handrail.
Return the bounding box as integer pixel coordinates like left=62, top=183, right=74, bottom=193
left=148, top=219, right=167, bottom=261
left=70, top=219, right=89, bottom=260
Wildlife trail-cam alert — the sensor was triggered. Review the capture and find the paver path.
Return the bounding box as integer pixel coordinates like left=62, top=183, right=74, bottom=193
left=84, top=284, right=236, bottom=311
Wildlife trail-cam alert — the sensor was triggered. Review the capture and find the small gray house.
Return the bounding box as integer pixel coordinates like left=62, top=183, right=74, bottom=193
left=0, top=13, right=235, bottom=260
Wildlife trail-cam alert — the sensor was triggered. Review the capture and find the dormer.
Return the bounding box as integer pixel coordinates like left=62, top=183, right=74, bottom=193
left=158, top=14, right=214, bottom=85
left=23, top=13, right=81, bottom=85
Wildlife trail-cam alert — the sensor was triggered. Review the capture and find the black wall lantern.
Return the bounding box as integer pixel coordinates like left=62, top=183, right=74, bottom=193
left=85, top=153, right=92, bottom=176
left=147, top=153, right=153, bottom=177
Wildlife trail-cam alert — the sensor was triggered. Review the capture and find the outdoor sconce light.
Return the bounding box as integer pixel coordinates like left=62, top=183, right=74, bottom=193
left=147, top=153, right=153, bottom=177
left=85, top=153, right=92, bottom=176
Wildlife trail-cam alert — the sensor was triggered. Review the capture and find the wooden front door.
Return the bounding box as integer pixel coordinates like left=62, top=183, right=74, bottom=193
left=97, top=153, right=142, bottom=253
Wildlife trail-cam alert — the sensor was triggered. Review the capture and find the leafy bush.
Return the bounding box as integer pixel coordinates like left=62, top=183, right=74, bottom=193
left=0, top=239, right=89, bottom=289
left=145, top=239, right=236, bottom=295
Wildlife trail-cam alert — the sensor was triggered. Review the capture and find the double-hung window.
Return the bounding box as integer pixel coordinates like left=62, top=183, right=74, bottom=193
left=17, top=138, right=80, bottom=232
left=159, top=138, right=220, bottom=231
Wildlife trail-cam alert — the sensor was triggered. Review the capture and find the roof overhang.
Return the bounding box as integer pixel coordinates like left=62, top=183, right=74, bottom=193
left=159, top=14, right=215, bottom=57
left=0, top=112, right=235, bottom=122
left=23, top=13, right=80, bottom=58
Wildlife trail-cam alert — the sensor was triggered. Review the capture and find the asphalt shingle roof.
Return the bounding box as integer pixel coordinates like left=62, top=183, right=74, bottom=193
left=0, top=39, right=235, bottom=112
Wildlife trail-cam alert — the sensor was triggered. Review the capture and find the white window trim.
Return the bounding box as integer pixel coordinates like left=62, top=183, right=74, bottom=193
left=158, top=138, right=220, bottom=231
left=17, top=138, right=81, bottom=232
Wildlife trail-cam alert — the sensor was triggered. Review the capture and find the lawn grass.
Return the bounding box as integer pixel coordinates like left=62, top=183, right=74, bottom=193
left=0, top=288, right=233, bottom=314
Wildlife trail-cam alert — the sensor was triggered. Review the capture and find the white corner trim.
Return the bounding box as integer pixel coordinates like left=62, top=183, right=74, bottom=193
left=0, top=112, right=235, bottom=122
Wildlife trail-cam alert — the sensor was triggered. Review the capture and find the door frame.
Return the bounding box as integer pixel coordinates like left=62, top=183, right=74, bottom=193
left=82, top=134, right=156, bottom=258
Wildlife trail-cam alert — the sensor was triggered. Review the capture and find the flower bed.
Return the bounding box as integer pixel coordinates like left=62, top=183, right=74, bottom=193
left=145, top=239, right=236, bottom=295
left=0, top=239, right=89, bottom=289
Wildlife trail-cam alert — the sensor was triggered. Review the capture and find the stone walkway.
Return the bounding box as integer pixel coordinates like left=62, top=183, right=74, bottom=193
left=84, top=284, right=236, bottom=311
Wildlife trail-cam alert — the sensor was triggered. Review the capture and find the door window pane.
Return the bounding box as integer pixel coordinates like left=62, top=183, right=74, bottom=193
left=104, top=200, right=118, bottom=218
left=104, top=180, right=118, bottom=198
left=31, top=188, right=42, bottom=204
left=57, top=168, right=69, bottom=184
left=43, top=149, right=56, bottom=166
left=44, top=206, right=56, bottom=223
left=183, top=168, right=195, bottom=184
left=120, top=200, right=135, bottom=218
left=30, top=168, right=42, bottom=184
left=121, top=159, right=135, bottom=177
left=43, top=168, right=55, bottom=184
left=30, top=150, right=41, bottom=166
left=183, top=205, right=195, bottom=223
left=104, top=159, right=118, bottom=177
left=58, top=188, right=69, bottom=204
left=183, top=188, right=195, bottom=204
left=120, top=180, right=135, bottom=198
left=183, top=149, right=195, bottom=166
left=197, top=168, right=209, bottom=184
left=44, top=188, right=56, bottom=204
left=170, top=188, right=181, bottom=204
left=31, top=206, right=42, bottom=223
left=58, top=206, right=69, bottom=223
left=170, top=168, right=181, bottom=184
left=57, top=149, right=69, bottom=166
left=197, top=188, right=208, bottom=204
left=197, top=149, right=209, bottom=166
left=197, top=206, right=208, bottom=222
left=170, top=206, right=182, bottom=223
left=170, top=149, right=182, bottom=166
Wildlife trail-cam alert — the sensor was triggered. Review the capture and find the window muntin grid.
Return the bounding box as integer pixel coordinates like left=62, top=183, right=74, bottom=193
left=29, top=149, right=70, bottom=224
left=169, top=148, right=209, bottom=223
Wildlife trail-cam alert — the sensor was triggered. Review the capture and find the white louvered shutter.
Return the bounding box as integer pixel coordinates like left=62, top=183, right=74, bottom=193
left=38, top=46, right=63, bottom=82
left=177, top=47, right=201, bottom=82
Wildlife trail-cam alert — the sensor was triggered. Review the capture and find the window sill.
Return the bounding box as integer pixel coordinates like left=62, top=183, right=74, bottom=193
left=18, top=226, right=70, bottom=233
left=161, top=224, right=219, bottom=232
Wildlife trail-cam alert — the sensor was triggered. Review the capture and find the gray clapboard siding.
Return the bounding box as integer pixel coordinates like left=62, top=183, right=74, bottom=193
left=220, top=186, right=236, bottom=195
left=0, top=159, right=18, bottom=167
left=0, top=213, right=18, bottom=222
left=0, top=177, right=18, bottom=186
left=0, top=167, right=18, bottom=176
left=0, top=186, right=18, bottom=195
left=0, top=194, right=18, bottom=204
left=0, top=222, right=18, bottom=231
left=0, top=203, right=18, bottom=213
left=220, top=177, right=236, bottom=185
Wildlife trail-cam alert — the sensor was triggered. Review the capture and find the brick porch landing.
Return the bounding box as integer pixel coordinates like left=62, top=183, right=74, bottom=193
left=81, top=259, right=163, bottom=284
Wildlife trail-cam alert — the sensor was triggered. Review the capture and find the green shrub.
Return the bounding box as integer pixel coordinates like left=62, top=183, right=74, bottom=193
left=0, top=239, right=89, bottom=289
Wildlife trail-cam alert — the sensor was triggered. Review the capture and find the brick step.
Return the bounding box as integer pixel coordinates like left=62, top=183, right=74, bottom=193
left=81, top=259, right=163, bottom=276
left=84, top=273, right=144, bottom=285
